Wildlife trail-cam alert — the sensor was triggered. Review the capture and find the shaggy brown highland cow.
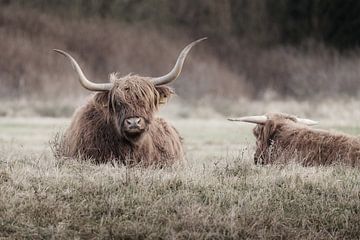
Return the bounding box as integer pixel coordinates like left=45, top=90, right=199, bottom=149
left=229, top=112, right=360, bottom=167
left=54, top=38, right=206, bottom=166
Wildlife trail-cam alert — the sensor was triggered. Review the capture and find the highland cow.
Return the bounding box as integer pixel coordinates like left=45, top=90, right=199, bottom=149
left=54, top=38, right=206, bottom=166
left=229, top=112, right=360, bottom=167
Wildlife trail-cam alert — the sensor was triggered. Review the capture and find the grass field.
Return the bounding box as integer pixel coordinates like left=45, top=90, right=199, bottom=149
left=0, top=117, right=359, bottom=239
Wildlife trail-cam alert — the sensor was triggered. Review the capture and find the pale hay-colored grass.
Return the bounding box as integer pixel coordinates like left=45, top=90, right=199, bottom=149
left=0, top=116, right=359, bottom=239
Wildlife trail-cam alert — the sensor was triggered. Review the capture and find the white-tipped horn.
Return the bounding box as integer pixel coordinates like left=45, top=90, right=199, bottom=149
left=53, top=49, right=113, bottom=91
left=296, top=118, right=318, bottom=126
left=228, top=115, right=268, bottom=125
left=151, top=37, right=207, bottom=86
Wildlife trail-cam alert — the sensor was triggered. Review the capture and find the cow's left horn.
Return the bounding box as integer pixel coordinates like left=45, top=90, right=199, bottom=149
left=228, top=116, right=268, bottom=125
left=296, top=118, right=318, bottom=126
left=53, top=49, right=113, bottom=91
left=151, top=37, right=207, bottom=86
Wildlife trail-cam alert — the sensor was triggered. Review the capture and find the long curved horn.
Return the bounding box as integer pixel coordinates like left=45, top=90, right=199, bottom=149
left=151, top=37, right=207, bottom=86
left=228, top=116, right=267, bottom=125
left=296, top=118, right=318, bottom=126
left=53, top=49, right=113, bottom=91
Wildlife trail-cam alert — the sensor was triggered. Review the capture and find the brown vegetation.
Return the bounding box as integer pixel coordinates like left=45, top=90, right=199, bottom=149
left=0, top=5, right=247, bottom=103
left=2, top=4, right=360, bottom=112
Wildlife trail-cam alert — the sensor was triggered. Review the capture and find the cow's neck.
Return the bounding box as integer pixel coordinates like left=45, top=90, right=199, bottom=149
left=123, top=132, right=151, bottom=149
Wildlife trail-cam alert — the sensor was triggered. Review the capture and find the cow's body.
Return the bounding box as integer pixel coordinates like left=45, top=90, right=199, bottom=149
left=230, top=112, right=360, bottom=167
left=63, top=99, right=183, bottom=165
left=253, top=115, right=360, bottom=167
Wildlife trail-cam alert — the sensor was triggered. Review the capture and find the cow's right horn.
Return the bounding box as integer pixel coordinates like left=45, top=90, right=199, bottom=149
left=228, top=116, right=268, bottom=125
left=54, top=49, right=113, bottom=91
left=151, top=37, right=207, bottom=86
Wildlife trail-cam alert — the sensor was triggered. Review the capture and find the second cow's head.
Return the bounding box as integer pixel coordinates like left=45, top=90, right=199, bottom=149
left=229, top=113, right=318, bottom=164
left=55, top=38, right=205, bottom=143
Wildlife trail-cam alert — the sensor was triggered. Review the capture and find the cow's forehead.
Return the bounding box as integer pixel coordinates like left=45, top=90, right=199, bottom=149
left=111, top=74, right=153, bottom=85
left=108, top=75, right=160, bottom=116
left=111, top=75, right=156, bottom=93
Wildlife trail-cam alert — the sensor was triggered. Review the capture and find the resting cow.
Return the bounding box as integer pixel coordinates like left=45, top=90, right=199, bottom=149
left=54, top=38, right=206, bottom=166
left=229, top=112, right=360, bottom=167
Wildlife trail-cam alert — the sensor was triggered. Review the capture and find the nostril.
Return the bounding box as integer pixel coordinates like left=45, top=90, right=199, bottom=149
left=125, top=119, right=132, bottom=125
left=136, top=118, right=141, bottom=124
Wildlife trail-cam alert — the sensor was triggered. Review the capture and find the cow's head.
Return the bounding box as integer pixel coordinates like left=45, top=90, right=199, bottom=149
left=228, top=112, right=317, bottom=164
left=55, top=38, right=206, bottom=143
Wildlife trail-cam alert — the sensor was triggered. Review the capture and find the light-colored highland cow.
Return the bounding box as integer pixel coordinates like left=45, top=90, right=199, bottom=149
left=54, top=38, right=206, bottom=166
left=229, top=112, right=360, bottom=167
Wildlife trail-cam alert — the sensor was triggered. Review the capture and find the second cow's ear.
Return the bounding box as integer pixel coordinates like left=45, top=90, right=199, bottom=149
left=155, top=85, right=175, bottom=104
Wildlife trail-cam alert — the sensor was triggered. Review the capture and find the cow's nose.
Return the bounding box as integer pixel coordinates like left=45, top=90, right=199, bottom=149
left=124, top=117, right=142, bottom=129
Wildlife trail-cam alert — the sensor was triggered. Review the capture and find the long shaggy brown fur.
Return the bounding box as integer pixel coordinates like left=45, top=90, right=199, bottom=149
left=253, top=113, right=360, bottom=167
left=59, top=74, right=183, bottom=166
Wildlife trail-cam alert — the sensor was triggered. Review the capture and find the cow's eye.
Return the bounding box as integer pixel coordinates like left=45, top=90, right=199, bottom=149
left=114, top=101, right=122, bottom=109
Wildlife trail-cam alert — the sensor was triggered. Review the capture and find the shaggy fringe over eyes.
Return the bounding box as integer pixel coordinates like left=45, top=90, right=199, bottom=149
left=112, top=73, right=158, bottom=111
left=105, top=73, right=173, bottom=120
left=91, top=73, right=174, bottom=124
left=253, top=113, right=300, bottom=147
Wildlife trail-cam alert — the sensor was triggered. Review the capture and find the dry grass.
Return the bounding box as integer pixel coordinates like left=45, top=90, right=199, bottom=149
left=0, top=117, right=359, bottom=239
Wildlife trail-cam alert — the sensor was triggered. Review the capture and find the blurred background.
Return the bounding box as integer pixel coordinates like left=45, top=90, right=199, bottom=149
left=1, top=0, right=360, bottom=119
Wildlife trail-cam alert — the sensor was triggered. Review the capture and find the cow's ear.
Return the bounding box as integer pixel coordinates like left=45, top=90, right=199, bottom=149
left=94, top=92, right=111, bottom=109
left=155, top=85, right=174, bottom=104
